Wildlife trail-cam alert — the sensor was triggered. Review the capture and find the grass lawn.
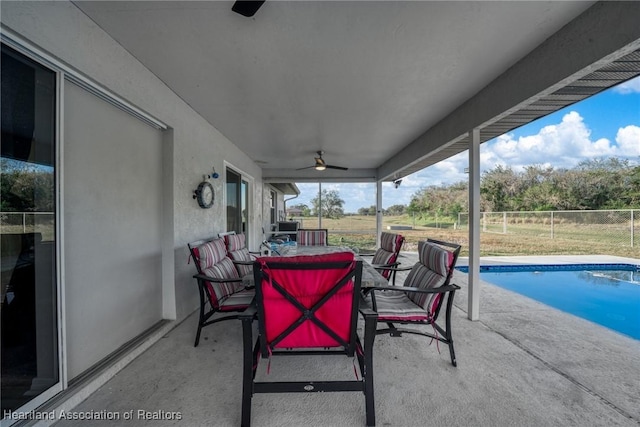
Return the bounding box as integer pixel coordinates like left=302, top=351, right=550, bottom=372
left=299, top=215, right=639, bottom=259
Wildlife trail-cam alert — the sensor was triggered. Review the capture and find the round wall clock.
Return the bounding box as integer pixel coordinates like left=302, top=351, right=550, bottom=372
left=194, top=181, right=215, bottom=209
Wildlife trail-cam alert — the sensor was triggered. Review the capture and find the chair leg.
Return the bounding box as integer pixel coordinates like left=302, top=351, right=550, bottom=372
left=194, top=281, right=207, bottom=347
left=240, top=315, right=254, bottom=427
left=448, top=341, right=457, bottom=367
left=194, top=306, right=205, bottom=347
left=194, top=324, right=202, bottom=347
left=445, top=290, right=457, bottom=367
left=363, top=315, right=377, bottom=427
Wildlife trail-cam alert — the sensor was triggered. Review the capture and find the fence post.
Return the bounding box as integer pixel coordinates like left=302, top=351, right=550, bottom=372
left=551, top=211, right=554, bottom=239
left=632, top=209, right=635, bottom=248
left=23, top=212, right=26, bottom=233
left=502, top=212, right=506, bottom=234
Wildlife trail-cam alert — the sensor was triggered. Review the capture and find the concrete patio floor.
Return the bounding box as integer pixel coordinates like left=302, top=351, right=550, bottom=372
left=48, top=254, right=640, bottom=427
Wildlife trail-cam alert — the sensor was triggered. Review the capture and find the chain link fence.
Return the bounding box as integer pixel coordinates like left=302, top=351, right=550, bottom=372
left=458, top=209, right=638, bottom=247
left=0, top=212, right=55, bottom=242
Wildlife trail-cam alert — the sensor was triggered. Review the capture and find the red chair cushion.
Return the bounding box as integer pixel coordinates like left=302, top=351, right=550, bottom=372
left=257, top=252, right=355, bottom=348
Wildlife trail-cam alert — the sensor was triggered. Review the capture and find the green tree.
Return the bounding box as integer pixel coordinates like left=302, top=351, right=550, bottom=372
left=311, top=189, right=345, bottom=219
left=407, top=182, right=467, bottom=218
left=385, top=204, right=406, bottom=215
left=480, top=165, right=521, bottom=211
left=1, top=159, right=55, bottom=212
left=623, top=166, right=640, bottom=208
left=406, top=157, right=637, bottom=214
left=358, top=205, right=376, bottom=215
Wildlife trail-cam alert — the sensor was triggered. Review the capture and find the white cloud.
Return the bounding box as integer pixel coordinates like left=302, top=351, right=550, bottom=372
left=615, top=125, right=640, bottom=156
left=612, top=76, right=640, bottom=94
left=480, top=111, right=629, bottom=170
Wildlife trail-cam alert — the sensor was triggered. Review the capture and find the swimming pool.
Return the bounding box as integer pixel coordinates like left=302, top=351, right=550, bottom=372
left=456, top=263, right=640, bottom=340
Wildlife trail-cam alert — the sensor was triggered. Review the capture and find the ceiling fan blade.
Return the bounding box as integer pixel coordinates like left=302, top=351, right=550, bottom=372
left=325, top=165, right=349, bottom=170
left=295, top=165, right=316, bottom=170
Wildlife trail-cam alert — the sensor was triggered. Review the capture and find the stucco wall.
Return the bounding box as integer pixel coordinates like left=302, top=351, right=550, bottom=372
left=1, top=1, right=263, bottom=356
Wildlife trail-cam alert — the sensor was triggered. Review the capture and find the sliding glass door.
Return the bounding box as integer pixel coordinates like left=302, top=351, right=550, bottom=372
left=1, top=44, right=60, bottom=416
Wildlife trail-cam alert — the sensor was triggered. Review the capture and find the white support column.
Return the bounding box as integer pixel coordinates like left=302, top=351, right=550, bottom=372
left=468, top=129, right=481, bottom=321
left=318, top=182, right=322, bottom=228
left=376, top=180, right=383, bottom=247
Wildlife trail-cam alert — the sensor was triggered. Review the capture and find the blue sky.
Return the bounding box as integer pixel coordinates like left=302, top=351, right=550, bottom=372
left=295, top=76, right=640, bottom=213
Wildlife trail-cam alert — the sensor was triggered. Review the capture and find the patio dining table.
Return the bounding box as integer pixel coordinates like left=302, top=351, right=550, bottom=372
left=245, top=245, right=388, bottom=289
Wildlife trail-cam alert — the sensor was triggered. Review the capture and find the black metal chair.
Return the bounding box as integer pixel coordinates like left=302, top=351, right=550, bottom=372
left=187, top=237, right=254, bottom=347
left=363, top=239, right=461, bottom=366
left=223, top=232, right=260, bottom=277
left=239, top=251, right=377, bottom=426
left=360, top=231, right=405, bottom=285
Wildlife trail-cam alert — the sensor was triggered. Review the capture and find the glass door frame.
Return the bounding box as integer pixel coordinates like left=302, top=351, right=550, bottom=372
left=0, top=34, right=65, bottom=423
left=1, top=27, right=167, bottom=425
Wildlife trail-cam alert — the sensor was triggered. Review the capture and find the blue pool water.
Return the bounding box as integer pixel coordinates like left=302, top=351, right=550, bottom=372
left=456, top=264, right=640, bottom=340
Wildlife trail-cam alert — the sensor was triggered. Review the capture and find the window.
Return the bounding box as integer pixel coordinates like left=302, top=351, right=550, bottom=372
left=269, top=190, right=276, bottom=225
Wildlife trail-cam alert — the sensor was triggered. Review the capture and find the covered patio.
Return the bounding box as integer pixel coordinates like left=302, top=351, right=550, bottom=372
left=52, top=254, right=640, bottom=426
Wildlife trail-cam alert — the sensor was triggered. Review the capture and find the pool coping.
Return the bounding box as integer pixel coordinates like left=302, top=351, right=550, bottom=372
left=456, top=262, right=640, bottom=273
left=455, top=254, right=640, bottom=267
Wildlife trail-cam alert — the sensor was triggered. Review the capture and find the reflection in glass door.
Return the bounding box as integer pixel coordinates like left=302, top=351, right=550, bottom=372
left=1, top=44, right=59, bottom=416
left=226, top=169, right=239, bottom=233
left=226, top=168, right=249, bottom=236
left=241, top=179, right=248, bottom=235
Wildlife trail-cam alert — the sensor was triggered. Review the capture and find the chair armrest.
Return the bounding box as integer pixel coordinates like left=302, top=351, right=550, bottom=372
left=369, top=263, right=405, bottom=286
left=368, top=283, right=460, bottom=294
left=371, top=264, right=410, bottom=273
left=193, top=273, right=243, bottom=284
left=370, top=262, right=403, bottom=270
left=359, top=294, right=378, bottom=316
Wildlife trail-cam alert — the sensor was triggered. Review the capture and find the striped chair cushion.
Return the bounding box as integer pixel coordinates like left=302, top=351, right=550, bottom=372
left=224, top=233, right=254, bottom=276
left=417, top=241, right=453, bottom=277
left=228, top=247, right=253, bottom=277
left=196, top=238, right=227, bottom=271
left=225, top=233, right=246, bottom=252
left=364, top=291, right=429, bottom=322
left=202, top=257, right=243, bottom=301
left=371, top=249, right=394, bottom=266
left=370, top=232, right=403, bottom=279
left=218, top=288, right=255, bottom=310
left=206, top=256, right=241, bottom=280
left=380, top=232, right=402, bottom=253
left=371, top=249, right=395, bottom=279
left=406, top=241, right=454, bottom=310
left=365, top=240, right=454, bottom=321
left=297, top=230, right=327, bottom=246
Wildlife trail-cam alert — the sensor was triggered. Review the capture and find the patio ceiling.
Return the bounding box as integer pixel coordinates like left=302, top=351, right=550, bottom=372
left=73, top=1, right=640, bottom=183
